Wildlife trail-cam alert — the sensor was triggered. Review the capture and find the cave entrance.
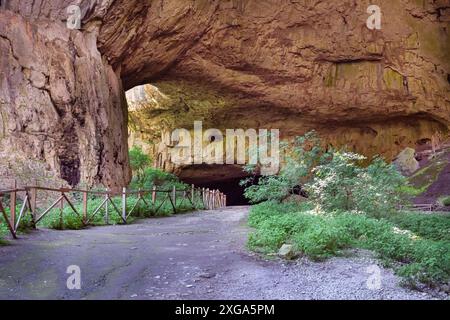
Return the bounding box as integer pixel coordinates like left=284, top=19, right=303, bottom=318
left=178, top=164, right=260, bottom=206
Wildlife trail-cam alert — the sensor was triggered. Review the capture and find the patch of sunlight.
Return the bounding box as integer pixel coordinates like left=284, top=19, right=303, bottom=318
left=392, top=226, right=421, bottom=241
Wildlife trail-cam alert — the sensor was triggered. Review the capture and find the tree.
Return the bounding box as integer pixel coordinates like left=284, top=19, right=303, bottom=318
left=129, top=146, right=151, bottom=186
left=242, top=132, right=409, bottom=216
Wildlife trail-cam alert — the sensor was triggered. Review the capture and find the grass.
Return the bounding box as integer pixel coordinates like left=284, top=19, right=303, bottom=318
left=408, top=153, right=448, bottom=192
left=248, top=201, right=450, bottom=290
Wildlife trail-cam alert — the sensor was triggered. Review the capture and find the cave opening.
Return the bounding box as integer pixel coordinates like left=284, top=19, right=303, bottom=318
left=178, top=164, right=260, bottom=206
left=184, top=176, right=260, bottom=206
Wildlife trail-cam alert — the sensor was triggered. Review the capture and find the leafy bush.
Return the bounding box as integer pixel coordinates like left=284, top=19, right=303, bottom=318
left=293, top=218, right=351, bottom=260
left=308, top=152, right=407, bottom=217
left=242, top=132, right=409, bottom=216
left=242, top=132, right=325, bottom=203
left=439, top=196, right=450, bottom=207
left=129, top=146, right=152, bottom=186
left=386, top=211, right=450, bottom=242
left=129, top=145, right=188, bottom=191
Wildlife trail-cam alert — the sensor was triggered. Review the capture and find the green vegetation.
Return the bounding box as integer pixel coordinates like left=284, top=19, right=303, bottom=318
left=129, top=146, right=188, bottom=191
left=248, top=202, right=449, bottom=289
left=408, top=153, right=448, bottom=194
left=243, top=131, right=408, bottom=215
left=244, top=132, right=449, bottom=290
left=438, top=196, right=450, bottom=207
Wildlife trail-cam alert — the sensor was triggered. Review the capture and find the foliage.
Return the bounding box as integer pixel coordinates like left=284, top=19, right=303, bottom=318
left=439, top=196, right=450, bottom=207
left=242, top=132, right=409, bottom=216
left=386, top=211, right=450, bottom=242
left=129, top=145, right=188, bottom=191
left=134, top=168, right=188, bottom=191
left=0, top=190, right=204, bottom=238
left=129, top=146, right=152, bottom=186
left=308, top=153, right=408, bottom=217
left=242, top=131, right=324, bottom=203
left=248, top=201, right=450, bottom=289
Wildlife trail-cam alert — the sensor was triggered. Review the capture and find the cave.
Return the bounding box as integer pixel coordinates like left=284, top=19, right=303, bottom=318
left=185, top=176, right=257, bottom=206
left=0, top=1, right=449, bottom=189
left=177, top=164, right=259, bottom=206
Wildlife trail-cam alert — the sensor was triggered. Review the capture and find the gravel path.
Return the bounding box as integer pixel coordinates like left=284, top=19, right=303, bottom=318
left=0, top=206, right=440, bottom=300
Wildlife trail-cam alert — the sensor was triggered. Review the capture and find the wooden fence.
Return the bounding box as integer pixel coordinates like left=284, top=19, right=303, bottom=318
left=399, top=203, right=439, bottom=212
left=0, top=181, right=226, bottom=239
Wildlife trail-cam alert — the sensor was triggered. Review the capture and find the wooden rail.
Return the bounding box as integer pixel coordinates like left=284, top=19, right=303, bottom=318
left=0, top=182, right=227, bottom=239
left=399, top=203, right=440, bottom=212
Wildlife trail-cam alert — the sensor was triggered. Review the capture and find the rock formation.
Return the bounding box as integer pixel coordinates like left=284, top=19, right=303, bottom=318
left=0, top=0, right=449, bottom=187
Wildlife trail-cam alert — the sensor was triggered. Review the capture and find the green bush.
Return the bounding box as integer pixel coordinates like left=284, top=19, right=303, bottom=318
left=129, top=146, right=152, bottom=186
left=293, top=218, right=351, bottom=260
left=242, top=131, right=325, bottom=203
left=247, top=202, right=450, bottom=289
left=386, top=212, right=450, bottom=242
left=440, top=196, right=450, bottom=207
left=242, top=132, right=409, bottom=216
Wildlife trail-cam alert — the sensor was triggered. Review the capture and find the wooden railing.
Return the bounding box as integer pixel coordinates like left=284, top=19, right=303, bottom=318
left=0, top=182, right=227, bottom=239
left=399, top=203, right=439, bottom=212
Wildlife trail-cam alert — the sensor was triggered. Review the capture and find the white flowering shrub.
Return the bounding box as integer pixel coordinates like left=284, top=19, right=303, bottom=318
left=243, top=131, right=408, bottom=216
left=307, top=152, right=407, bottom=217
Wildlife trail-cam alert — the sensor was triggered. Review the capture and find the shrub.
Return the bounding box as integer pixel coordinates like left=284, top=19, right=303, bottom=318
left=242, top=132, right=409, bottom=216
left=308, top=153, right=407, bottom=217
left=440, top=196, right=450, bottom=207
left=293, top=218, right=351, bottom=260
left=247, top=202, right=450, bottom=289
left=386, top=211, right=450, bottom=242
left=129, top=146, right=152, bottom=186
left=242, top=131, right=325, bottom=203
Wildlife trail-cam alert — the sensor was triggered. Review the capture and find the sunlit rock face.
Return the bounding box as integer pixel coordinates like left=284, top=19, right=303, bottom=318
left=1, top=0, right=449, bottom=187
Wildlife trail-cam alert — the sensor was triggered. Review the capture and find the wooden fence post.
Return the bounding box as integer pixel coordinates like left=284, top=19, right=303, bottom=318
left=191, top=184, right=195, bottom=205
left=122, top=187, right=127, bottom=223
left=82, top=190, right=88, bottom=225
left=10, top=180, right=16, bottom=229
left=30, top=184, right=37, bottom=228
left=59, top=188, right=64, bottom=230
left=172, top=186, right=177, bottom=206
left=202, top=188, right=205, bottom=207
left=105, top=189, right=109, bottom=224
left=210, top=189, right=213, bottom=209
left=152, top=186, right=156, bottom=204
left=205, top=188, right=210, bottom=209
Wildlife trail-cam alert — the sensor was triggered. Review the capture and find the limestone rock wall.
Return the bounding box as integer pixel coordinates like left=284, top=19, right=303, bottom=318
left=0, top=5, right=130, bottom=188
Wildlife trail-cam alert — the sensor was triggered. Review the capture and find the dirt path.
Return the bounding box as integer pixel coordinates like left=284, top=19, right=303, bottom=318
left=0, top=207, right=437, bottom=300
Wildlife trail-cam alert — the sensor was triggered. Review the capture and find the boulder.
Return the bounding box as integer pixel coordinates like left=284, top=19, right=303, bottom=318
left=278, top=244, right=296, bottom=260
left=394, top=148, right=420, bottom=175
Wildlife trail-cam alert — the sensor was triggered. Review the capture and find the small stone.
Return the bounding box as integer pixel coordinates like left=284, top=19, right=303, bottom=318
left=278, top=244, right=296, bottom=260
left=130, top=294, right=138, bottom=298
left=186, top=284, right=194, bottom=288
